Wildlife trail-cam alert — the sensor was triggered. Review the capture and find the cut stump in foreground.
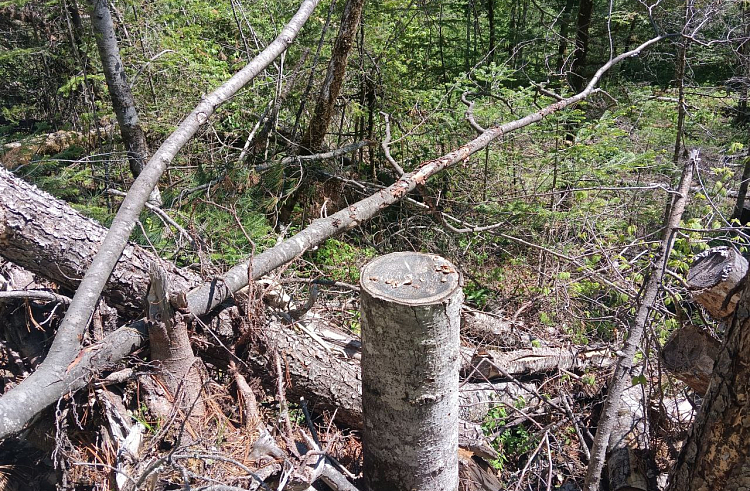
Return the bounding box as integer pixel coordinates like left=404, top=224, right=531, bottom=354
left=360, top=252, right=463, bottom=491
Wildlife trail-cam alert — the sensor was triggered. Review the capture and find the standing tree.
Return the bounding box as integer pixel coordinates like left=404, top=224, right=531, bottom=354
left=300, top=0, right=366, bottom=153
left=88, top=0, right=161, bottom=205
left=570, top=0, right=594, bottom=92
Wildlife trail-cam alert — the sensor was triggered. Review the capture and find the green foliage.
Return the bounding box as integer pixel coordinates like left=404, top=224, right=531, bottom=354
left=482, top=400, right=537, bottom=471
left=312, top=239, right=376, bottom=283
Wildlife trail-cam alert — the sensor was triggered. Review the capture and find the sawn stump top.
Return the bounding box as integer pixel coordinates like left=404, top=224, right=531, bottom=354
left=360, top=252, right=461, bottom=306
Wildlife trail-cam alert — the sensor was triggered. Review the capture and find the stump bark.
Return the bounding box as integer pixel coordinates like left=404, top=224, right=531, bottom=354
left=360, top=252, right=463, bottom=491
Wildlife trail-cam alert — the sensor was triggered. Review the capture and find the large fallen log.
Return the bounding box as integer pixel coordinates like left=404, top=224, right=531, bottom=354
left=0, top=168, right=200, bottom=318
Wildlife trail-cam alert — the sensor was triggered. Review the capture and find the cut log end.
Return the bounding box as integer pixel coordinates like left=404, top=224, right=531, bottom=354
left=360, top=252, right=461, bottom=306
left=687, top=246, right=748, bottom=319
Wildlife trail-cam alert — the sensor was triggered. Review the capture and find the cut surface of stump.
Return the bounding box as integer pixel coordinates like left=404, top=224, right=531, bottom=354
left=360, top=252, right=462, bottom=491
left=687, top=246, right=748, bottom=319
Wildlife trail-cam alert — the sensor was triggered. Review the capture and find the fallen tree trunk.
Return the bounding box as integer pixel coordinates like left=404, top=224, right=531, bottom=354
left=0, top=168, right=200, bottom=318
left=461, top=345, right=613, bottom=381
left=0, top=35, right=664, bottom=439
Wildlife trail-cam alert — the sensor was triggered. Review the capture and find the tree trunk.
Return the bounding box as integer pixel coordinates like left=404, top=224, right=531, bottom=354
left=487, top=0, right=495, bottom=63
left=87, top=0, right=161, bottom=205
left=672, top=0, right=693, bottom=164
left=732, top=156, right=750, bottom=223
left=570, top=0, right=594, bottom=92
left=300, top=0, right=365, bottom=152
left=280, top=0, right=365, bottom=224
left=583, top=151, right=696, bottom=491
left=360, top=252, right=462, bottom=491
left=462, top=345, right=613, bottom=381
left=557, top=0, right=576, bottom=73
left=666, top=273, right=750, bottom=490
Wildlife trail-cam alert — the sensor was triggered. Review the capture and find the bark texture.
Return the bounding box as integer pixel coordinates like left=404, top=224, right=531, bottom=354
left=300, top=0, right=365, bottom=152
left=0, top=168, right=200, bottom=318
left=666, top=273, right=750, bottom=491
left=360, top=252, right=462, bottom=491
left=146, top=264, right=204, bottom=418
left=660, top=324, right=720, bottom=395
left=607, top=382, right=648, bottom=491
left=687, top=246, right=748, bottom=319
left=87, top=0, right=161, bottom=205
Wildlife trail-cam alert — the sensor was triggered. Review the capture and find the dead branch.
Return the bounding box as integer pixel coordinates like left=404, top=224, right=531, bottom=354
left=255, top=140, right=370, bottom=172
left=0, top=290, right=71, bottom=305
left=0, top=0, right=321, bottom=439
left=380, top=112, right=405, bottom=176
left=184, top=36, right=666, bottom=318
left=583, top=150, right=697, bottom=491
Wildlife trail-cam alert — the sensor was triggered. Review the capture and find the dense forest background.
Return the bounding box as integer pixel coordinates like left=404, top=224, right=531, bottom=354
left=2, top=0, right=750, bottom=488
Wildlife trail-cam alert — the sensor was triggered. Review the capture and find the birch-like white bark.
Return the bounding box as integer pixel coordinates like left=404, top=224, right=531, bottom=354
left=360, top=252, right=462, bottom=491
left=0, top=0, right=320, bottom=438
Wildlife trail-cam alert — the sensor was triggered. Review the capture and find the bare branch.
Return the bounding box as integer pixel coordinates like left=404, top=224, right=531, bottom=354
left=379, top=112, right=405, bottom=176
left=0, top=0, right=321, bottom=439
left=185, top=36, right=666, bottom=317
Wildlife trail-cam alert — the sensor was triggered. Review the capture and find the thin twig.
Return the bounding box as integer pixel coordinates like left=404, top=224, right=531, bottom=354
left=379, top=112, right=405, bottom=176
left=0, top=290, right=72, bottom=305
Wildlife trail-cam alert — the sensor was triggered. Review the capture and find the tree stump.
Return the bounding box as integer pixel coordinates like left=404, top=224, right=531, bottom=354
left=687, top=246, right=748, bottom=319
left=660, top=324, right=720, bottom=396
left=360, top=252, right=463, bottom=491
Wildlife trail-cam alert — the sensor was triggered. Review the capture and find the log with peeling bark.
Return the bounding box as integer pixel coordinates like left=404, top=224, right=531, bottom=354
left=461, top=345, right=613, bottom=381
left=687, top=246, right=748, bottom=320
left=0, top=168, right=200, bottom=318
left=660, top=324, right=720, bottom=396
